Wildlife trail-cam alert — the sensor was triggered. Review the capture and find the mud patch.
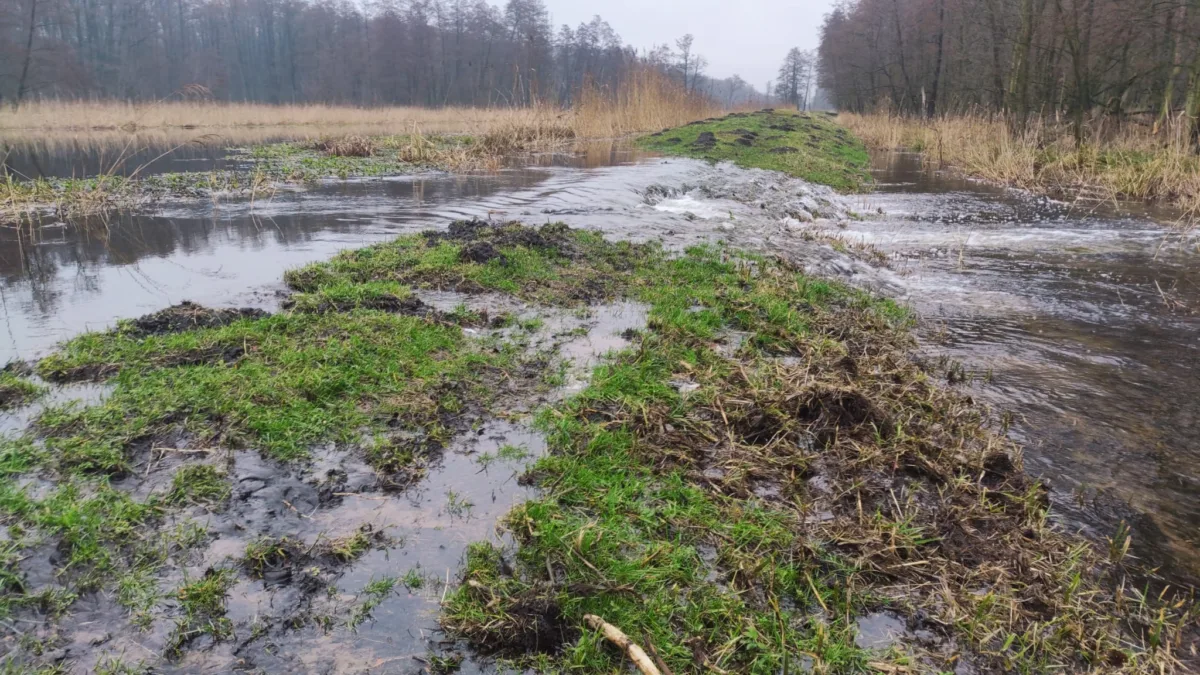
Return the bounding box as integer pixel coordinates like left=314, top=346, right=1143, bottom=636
left=285, top=292, right=436, bottom=317
left=692, top=131, right=718, bottom=150
left=126, top=301, right=268, bottom=338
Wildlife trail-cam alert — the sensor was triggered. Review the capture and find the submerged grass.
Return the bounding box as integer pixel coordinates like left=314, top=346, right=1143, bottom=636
left=1, top=220, right=1195, bottom=671
left=3, top=71, right=716, bottom=228
left=0, top=219, right=652, bottom=669
left=0, top=370, right=46, bottom=410
left=639, top=109, right=871, bottom=192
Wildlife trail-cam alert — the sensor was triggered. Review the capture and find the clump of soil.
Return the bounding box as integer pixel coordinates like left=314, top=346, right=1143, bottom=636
left=444, top=546, right=579, bottom=656
left=427, top=218, right=583, bottom=259
left=126, top=301, right=268, bottom=338
left=154, top=343, right=247, bottom=369
left=692, top=131, right=718, bottom=150
left=460, top=587, right=575, bottom=655
left=0, top=382, right=35, bottom=410
left=459, top=240, right=505, bottom=265
left=0, top=363, right=42, bottom=409
left=768, top=146, right=799, bottom=154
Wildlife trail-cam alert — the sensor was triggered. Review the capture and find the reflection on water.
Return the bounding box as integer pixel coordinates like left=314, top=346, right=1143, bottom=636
left=1, top=146, right=1199, bottom=585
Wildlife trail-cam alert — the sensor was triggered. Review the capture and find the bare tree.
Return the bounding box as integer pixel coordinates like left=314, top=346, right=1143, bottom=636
left=819, top=0, right=1191, bottom=140
left=13, top=0, right=40, bottom=109
left=776, top=48, right=812, bottom=110
left=0, top=1, right=765, bottom=110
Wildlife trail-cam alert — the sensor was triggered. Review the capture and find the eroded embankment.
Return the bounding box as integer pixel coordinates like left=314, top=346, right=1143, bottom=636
left=1, top=221, right=1195, bottom=673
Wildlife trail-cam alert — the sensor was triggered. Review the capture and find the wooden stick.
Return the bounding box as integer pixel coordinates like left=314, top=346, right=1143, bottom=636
left=583, top=614, right=663, bottom=675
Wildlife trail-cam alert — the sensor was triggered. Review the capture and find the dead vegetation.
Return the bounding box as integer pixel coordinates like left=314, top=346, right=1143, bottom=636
left=841, top=112, right=1200, bottom=222
left=312, top=135, right=375, bottom=157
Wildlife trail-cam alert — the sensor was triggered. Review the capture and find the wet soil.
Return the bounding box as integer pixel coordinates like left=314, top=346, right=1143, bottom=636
left=126, top=301, right=268, bottom=337
left=1, top=284, right=649, bottom=671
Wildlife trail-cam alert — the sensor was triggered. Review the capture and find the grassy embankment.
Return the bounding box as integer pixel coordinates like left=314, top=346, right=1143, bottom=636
left=840, top=112, right=1200, bottom=221
left=0, top=219, right=1195, bottom=672
left=638, top=109, right=872, bottom=192
left=0, top=70, right=718, bottom=227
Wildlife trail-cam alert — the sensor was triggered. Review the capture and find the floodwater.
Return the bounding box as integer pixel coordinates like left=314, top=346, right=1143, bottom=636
left=2, top=144, right=1199, bottom=669
left=856, top=151, right=1200, bottom=582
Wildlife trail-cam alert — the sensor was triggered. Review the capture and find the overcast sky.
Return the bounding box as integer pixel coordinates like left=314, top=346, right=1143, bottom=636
left=538, top=0, right=837, bottom=89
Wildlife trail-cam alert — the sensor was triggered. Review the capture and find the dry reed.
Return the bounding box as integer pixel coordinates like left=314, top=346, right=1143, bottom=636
left=1, top=69, right=717, bottom=152
left=840, top=112, right=1200, bottom=219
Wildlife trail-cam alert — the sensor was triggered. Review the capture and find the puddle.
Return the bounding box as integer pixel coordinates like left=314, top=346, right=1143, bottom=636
left=854, top=612, right=906, bottom=650
left=545, top=301, right=649, bottom=398
left=40, top=417, right=549, bottom=672
left=0, top=380, right=113, bottom=436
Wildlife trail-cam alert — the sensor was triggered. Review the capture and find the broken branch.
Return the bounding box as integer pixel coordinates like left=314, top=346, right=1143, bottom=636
left=583, top=614, right=663, bottom=675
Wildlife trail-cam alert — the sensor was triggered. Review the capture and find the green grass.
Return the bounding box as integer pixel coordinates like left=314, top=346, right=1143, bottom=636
left=284, top=221, right=656, bottom=307
left=166, top=464, right=230, bottom=507
left=35, top=310, right=512, bottom=463
left=349, top=576, right=398, bottom=629
left=638, top=109, right=871, bottom=191
left=443, top=244, right=902, bottom=673
left=0, top=371, right=46, bottom=410
left=441, top=238, right=1192, bottom=673
left=168, top=568, right=236, bottom=655
left=0, top=221, right=640, bottom=659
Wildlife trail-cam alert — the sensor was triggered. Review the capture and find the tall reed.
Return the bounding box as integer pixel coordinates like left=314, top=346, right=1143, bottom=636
left=0, top=68, right=717, bottom=150
left=840, top=112, right=1200, bottom=218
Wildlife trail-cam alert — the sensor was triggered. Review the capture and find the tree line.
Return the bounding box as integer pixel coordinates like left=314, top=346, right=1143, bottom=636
left=818, top=0, right=1200, bottom=137
left=0, top=0, right=765, bottom=109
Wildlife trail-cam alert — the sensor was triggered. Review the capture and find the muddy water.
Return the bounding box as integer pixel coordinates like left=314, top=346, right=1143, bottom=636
left=2, top=147, right=1199, bottom=669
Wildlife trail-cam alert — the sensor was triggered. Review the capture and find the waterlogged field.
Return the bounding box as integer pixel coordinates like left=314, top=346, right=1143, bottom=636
left=0, top=219, right=1194, bottom=673
left=1, top=128, right=574, bottom=228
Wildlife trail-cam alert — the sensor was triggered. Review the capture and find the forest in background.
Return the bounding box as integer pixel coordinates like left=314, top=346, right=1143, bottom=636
left=818, top=0, right=1200, bottom=137
left=0, top=0, right=768, bottom=109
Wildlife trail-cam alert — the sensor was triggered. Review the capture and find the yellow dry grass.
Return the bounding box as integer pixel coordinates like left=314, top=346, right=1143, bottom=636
left=0, top=101, right=512, bottom=134
left=0, top=69, right=717, bottom=155
left=840, top=112, right=1200, bottom=220
left=571, top=67, right=720, bottom=137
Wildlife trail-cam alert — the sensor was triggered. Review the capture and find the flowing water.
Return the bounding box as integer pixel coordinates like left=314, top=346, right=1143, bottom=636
left=2, top=145, right=1198, bottom=670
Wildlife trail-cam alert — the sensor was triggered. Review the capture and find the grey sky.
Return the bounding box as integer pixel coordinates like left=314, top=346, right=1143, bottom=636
left=539, top=0, right=837, bottom=90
